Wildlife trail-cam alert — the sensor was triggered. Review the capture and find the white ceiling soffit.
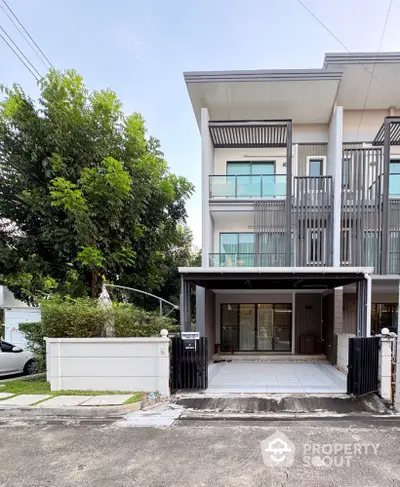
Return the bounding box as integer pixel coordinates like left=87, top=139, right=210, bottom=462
left=324, top=52, right=400, bottom=109
left=184, top=70, right=342, bottom=127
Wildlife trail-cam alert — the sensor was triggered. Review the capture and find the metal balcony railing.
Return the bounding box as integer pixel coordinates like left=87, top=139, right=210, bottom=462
left=209, top=174, right=286, bottom=199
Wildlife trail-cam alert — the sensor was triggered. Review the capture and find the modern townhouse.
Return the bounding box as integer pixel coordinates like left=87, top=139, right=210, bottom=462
left=179, top=52, right=400, bottom=369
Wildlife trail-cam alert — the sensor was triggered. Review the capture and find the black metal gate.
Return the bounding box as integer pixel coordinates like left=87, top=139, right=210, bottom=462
left=170, top=336, right=208, bottom=392
left=347, top=336, right=380, bottom=396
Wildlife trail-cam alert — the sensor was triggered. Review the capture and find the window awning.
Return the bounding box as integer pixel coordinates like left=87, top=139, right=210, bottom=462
left=372, top=117, right=400, bottom=146
left=179, top=266, right=374, bottom=290
left=209, top=120, right=290, bottom=148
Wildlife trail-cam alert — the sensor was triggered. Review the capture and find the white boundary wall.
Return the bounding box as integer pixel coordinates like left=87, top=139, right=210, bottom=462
left=45, top=337, right=170, bottom=395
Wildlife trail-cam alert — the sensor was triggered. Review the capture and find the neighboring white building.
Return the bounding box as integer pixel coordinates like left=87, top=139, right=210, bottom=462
left=0, top=286, right=41, bottom=348
left=179, top=52, right=400, bottom=363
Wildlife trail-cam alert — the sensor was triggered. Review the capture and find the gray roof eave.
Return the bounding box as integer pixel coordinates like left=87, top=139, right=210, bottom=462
left=324, top=52, right=400, bottom=68
left=184, top=69, right=343, bottom=84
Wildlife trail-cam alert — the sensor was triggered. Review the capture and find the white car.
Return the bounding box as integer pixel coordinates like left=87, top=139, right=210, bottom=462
left=0, top=341, right=36, bottom=377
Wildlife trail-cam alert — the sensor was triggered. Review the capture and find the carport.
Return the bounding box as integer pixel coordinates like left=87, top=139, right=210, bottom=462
left=179, top=267, right=374, bottom=357
left=207, top=360, right=347, bottom=394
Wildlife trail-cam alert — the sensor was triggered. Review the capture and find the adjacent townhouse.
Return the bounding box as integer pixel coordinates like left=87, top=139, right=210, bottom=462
left=179, top=52, right=400, bottom=367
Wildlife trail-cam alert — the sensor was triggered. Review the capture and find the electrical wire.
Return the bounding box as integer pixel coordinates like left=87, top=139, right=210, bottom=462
left=295, top=0, right=395, bottom=98
left=0, top=24, right=41, bottom=78
left=1, top=0, right=54, bottom=69
left=356, top=0, right=394, bottom=140
left=0, top=30, right=39, bottom=80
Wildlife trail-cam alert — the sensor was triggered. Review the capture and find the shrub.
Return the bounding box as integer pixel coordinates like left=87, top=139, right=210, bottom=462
left=19, top=322, right=46, bottom=372
left=114, top=303, right=180, bottom=337
left=19, top=296, right=179, bottom=368
left=40, top=296, right=107, bottom=338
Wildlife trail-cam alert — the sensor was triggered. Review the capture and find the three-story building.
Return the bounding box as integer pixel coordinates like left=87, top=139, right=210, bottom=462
left=179, top=52, right=400, bottom=365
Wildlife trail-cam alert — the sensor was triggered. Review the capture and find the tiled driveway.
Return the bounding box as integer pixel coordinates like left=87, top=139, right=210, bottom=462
left=207, top=361, right=347, bottom=394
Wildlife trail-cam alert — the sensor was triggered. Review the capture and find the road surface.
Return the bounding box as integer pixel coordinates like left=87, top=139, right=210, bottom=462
left=0, top=416, right=399, bottom=486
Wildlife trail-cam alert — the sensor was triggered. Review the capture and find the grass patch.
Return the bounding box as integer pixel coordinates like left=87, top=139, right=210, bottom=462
left=1, top=377, right=50, bottom=396
left=124, top=392, right=146, bottom=404
left=0, top=377, right=146, bottom=404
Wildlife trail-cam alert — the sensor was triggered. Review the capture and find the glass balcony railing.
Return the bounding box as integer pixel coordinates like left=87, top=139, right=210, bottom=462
left=209, top=253, right=289, bottom=267
left=209, top=174, right=286, bottom=199
left=209, top=253, right=255, bottom=267
left=389, top=174, right=400, bottom=197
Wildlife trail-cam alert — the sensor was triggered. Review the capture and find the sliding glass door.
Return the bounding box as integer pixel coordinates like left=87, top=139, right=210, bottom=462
left=257, top=304, right=274, bottom=350
left=221, top=303, right=292, bottom=352
left=239, top=304, right=256, bottom=350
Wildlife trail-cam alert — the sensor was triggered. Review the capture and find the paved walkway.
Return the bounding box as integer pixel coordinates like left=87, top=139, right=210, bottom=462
left=0, top=394, right=133, bottom=407
left=208, top=361, right=347, bottom=393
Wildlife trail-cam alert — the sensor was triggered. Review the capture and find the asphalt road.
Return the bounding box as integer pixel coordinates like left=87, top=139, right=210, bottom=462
left=1, top=417, right=400, bottom=487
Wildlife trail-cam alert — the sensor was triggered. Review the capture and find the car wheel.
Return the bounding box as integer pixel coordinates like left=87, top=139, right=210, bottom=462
left=24, top=360, right=37, bottom=375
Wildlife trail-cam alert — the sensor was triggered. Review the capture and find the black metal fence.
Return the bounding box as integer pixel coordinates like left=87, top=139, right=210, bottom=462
left=170, top=336, right=208, bottom=392
left=347, top=336, right=380, bottom=396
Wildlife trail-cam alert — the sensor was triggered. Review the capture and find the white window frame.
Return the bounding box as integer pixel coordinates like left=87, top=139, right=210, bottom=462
left=306, top=156, right=327, bottom=177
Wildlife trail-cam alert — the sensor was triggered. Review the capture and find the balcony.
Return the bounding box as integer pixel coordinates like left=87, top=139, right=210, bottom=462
left=209, top=253, right=287, bottom=267
left=209, top=174, right=286, bottom=199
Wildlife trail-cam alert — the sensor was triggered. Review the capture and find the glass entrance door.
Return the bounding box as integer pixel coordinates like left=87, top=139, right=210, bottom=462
left=220, top=303, right=292, bottom=352
left=257, top=304, right=274, bottom=351
left=221, top=304, right=239, bottom=352
left=273, top=304, right=292, bottom=351
left=239, top=304, right=255, bottom=350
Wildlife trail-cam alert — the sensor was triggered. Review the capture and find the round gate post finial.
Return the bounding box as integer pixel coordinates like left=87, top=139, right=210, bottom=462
left=160, top=329, right=169, bottom=337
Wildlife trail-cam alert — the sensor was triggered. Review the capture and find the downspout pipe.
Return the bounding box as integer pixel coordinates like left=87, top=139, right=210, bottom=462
left=365, top=274, right=372, bottom=337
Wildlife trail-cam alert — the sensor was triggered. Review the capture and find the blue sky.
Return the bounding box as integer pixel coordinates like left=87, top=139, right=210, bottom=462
left=1, top=0, right=400, bottom=246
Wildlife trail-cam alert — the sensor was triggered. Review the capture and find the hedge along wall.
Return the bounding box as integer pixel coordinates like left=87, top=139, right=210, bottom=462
left=20, top=296, right=180, bottom=370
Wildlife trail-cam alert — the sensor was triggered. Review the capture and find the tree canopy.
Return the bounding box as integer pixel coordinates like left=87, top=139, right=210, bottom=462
left=0, top=70, right=195, bottom=304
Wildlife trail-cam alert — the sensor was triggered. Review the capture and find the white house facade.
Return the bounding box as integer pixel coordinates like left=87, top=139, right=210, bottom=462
left=179, top=52, right=400, bottom=366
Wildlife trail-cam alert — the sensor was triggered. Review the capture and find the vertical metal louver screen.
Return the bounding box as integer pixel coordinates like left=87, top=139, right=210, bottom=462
left=340, top=148, right=383, bottom=272
left=254, top=201, right=289, bottom=266
left=388, top=199, right=400, bottom=274
left=293, top=176, right=333, bottom=266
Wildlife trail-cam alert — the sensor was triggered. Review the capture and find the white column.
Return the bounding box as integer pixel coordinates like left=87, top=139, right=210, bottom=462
left=201, top=107, right=214, bottom=267
left=379, top=337, right=393, bottom=402
left=328, top=105, right=343, bottom=267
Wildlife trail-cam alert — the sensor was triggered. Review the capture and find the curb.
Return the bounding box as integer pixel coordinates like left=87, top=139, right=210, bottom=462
left=178, top=412, right=400, bottom=424
left=0, top=397, right=168, bottom=419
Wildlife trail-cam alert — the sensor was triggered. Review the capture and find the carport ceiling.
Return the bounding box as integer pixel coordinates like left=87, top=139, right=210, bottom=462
left=179, top=268, right=372, bottom=290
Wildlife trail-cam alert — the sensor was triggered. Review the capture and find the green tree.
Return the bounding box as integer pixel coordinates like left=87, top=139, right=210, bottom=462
left=0, top=70, right=194, bottom=302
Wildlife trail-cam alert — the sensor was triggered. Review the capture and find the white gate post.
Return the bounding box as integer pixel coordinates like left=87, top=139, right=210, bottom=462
left=379, top=336, right=393, bottom=402
left=395, top=335, right=400, bottom=410
left=395, top=280, right=400, bottom=409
